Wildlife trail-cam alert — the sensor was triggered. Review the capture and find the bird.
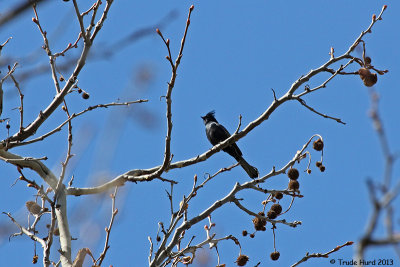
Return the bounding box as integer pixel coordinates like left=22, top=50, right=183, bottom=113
left=201, top=111, right=259, bottom=178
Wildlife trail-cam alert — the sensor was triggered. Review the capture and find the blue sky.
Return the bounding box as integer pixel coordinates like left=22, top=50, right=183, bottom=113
left=0, top=1, right=399, bottom=266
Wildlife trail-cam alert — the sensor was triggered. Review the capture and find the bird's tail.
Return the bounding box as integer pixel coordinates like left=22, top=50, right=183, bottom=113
left=238, top=157, right=259, bottom=178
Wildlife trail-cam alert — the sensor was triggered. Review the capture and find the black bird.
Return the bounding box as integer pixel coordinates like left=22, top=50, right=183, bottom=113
left=201, top=111, right=259, bottom=178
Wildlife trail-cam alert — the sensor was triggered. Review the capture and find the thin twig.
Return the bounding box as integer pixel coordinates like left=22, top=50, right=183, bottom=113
left=8, top=100, right=147, bottom=148
left=96, top=187, right=119, bottom=265
left=292, top=241, right=354, bottom=267
left=233, top=199, right=301, bottom=228
left=9, top=73, right=24, bottom=132
left=145, top=5, right=194, bottom=181
left=295, top=97, right=345, bottom=124
left=3, top=212, right=47, bottom=248
left=32, top=4, right=61, bottom=93
left=0, top=37, right=12, bottom=49
left=72, top=0, right=88, bottom=43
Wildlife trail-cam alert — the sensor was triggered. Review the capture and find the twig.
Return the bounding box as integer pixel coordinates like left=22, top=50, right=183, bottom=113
left=0, top=37, right=12, bottom=50
left=3, top=212, right=46, bottom=248
left=148, top=237, right=154, bottom=264
left=167, top=183, right=174, bottom=216
left=5, top=9, right=177, bottom=83
left=9, top=73, right=24, bottom=132
left=44, top=204, right=57, bottom=267
left=150, top=134, right=319, bottom=266
left=55, top=91, right=74, bottom=201
left=233, top=198, right=301, bottom=228
left=53, top=33, right=82, bottom=58
left=148, top=5, right=194, bottom=181
left=197, top=163, right=239, bottom=191
left=90, top=0, right=113, bottom=42
left=96, top=186, right=119, bottom=265
left=291, top=241, right=353, bottom=267
left=72, top=0, right=88, bottom=43
left=87, top=0, right=103, bottom=34
left=32, top=4, right=61, bottom=93
left=294, top=63, right=349, bottom=98
left=0, top=62, right=18, bottom=118
left=7, top=100, right=147, bottom=148
left=295, top=97, right=345, bottom=124
left=124, top=4, right=386, bottom=180
left=0, top=62, right=18, bottom=84
left=234, top=115, right=242, bottom=134
left=3, top=0, right=115, bottom=146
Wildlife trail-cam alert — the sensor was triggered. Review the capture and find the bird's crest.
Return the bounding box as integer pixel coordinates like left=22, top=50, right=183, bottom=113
left=201, top=110, right=217, bottom=123
left=206, top=110, right=215, bottom=117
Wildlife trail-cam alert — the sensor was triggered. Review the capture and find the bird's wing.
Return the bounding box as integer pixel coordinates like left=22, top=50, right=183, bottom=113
left=208, top=122, right=243, bottom=158
left=207, top=122, right=231, bottom=145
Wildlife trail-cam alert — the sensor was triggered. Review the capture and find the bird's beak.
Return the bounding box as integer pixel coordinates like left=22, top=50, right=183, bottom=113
left=201, top=116, right=205, bottom=119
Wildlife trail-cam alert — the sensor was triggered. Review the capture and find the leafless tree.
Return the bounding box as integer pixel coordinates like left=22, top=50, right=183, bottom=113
left=0, top=1, right=392, bottom=267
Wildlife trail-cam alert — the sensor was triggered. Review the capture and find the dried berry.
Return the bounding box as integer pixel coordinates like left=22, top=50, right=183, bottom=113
left=288, top=180, right=300, bottom=191
left=32, top=255, right=39, bottom=264
left=287, top=168, right=299, bottom=180
left=313, top=138, right=324, bottom=151
left=252, top=212, right=267, bottom=231
left=236, top=254, right=249, bottom=266
left=358, top=68, right=377, bottom=87
left=365, top=56, right=371, bottom=65
left=274, top=192, right=283, bottom=200
left=316, top=161, right=322, bottom=167
left=307, top=169, right=312, bottom=174
left=319, top=165, right=326, bottom=172
left=267, top=210, right=277, bottom=219
left=82, top=92, right=90, bottom=99
left=270, top=251, right=280, bottom=261
left=249, top=233, right=255, bottom=238
left=270, top=204, right=282, bottom=215
left=242, top=230, right=248, bottom=236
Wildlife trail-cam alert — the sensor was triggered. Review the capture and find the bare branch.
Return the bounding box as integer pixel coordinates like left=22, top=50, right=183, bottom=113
left=8, top=100, right=147, bottom=148
left=96, top=187, right=119, bottom=265
left=3, top=212, right=47, bottom=248
left=90, top=0, right=114, bottom=42
left=150, top=135, right=318, bottom=266
left=232, top=199, right=301, bottom=228
left=295, top=97, right=345, bottom=124
left=291, top=241, right=354, bottom=267
left=72, top=0, right=88, bottom=43
left=2, top=1, right=115, bottom=145
left=0, top=37, right=12, bottom=51
left=9, top=73, right=24, bottom=132
left=148, top=5, right=194, bottom=180
left=32, top=4, right=62, bottom=93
